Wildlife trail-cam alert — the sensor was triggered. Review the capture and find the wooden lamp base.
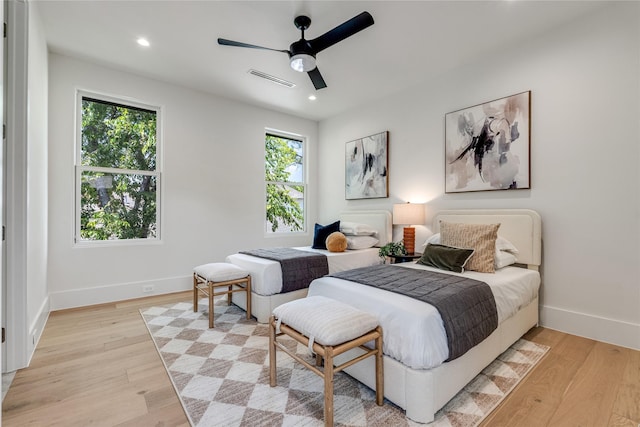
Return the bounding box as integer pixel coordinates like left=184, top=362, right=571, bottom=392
left=403, top=227, right=416, bottom=255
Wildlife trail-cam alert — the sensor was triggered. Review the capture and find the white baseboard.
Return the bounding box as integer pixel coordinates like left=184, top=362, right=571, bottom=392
left=540, top=304, right=640, bottom=350
left=49, top=275, right=192, bottom=311
left=27, top=296, right=51, bottom=365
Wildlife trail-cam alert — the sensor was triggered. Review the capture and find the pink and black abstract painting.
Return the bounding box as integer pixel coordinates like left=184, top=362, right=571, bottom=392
left=445, top=91, right=530, bottom=193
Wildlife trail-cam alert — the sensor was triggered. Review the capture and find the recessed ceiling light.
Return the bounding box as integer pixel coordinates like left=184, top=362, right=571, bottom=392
left=308, top=95, right=317, bottom=101
left=137, top=38, right=150, bottom=47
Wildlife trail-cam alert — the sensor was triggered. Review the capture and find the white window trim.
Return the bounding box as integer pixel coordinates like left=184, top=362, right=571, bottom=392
left=264, top=129, right=307, bottom=236
left=74, top=90, right=162, bottom=246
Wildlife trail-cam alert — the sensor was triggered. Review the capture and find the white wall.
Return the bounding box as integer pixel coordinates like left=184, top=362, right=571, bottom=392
left=47, top=54, right=318, bottom=309
left=317, top=3, right=640, bottom=349
left=4, top=0, right=49, bottom=371
left=27, top=1, right=49, bottom=359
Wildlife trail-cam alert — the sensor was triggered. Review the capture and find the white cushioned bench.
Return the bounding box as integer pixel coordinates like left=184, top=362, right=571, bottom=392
left=193, top=262, right=251, bottom=328
left=269, top=295, right=383, bottom=427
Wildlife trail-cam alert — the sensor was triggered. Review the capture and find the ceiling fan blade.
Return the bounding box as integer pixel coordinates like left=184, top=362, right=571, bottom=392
left=308, top=67, right=327, bottom=90
left=217, top=38, right=289, bottom=54
left=308, top=11, right=374, bottom=54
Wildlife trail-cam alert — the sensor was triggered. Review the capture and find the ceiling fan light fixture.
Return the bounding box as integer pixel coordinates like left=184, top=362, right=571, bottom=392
left=218, top=11, right=374, bottom=89
left=290, top=53, right=316, bottom=72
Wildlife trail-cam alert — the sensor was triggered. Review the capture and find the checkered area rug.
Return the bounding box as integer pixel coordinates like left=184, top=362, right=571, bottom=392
left=140, top=298, right=549, bottom=427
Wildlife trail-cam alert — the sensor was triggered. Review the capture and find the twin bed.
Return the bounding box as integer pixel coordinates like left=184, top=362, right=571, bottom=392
left=227, top=208, right=542, bottom=424
left=225, top=210, right=392, bottom=323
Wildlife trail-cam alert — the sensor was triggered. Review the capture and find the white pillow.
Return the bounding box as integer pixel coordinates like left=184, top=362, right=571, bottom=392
left=495, top=251, right=517, bottom=269
left=346, top=235, right=379, bottom=250
left=423, top=233, right=519, bottom=254
left=423, top=233, right=519, bottom=268
left=495, top=236, right=519, bottom=254
left=340, top=221, right=378, bottom=236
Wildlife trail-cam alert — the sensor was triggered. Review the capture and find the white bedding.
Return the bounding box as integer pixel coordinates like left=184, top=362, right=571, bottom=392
left=225, top=247, right=380, bottom=296
left=307, top=263, right=540, bottom=370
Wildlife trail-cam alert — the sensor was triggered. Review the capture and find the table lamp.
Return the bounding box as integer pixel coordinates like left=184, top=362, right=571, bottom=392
left=393, top=202, right=425, bottom=255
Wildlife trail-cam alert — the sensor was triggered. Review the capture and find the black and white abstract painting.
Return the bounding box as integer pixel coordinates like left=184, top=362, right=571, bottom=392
left=345, top=131, right=389, bottom=200
left=445, top=91, right=530, bottom=193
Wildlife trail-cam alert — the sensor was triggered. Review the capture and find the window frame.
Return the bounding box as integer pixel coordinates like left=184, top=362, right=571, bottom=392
left=264, top=129, right=307, bottom=236
left=74, top=90, right=162, bottom=246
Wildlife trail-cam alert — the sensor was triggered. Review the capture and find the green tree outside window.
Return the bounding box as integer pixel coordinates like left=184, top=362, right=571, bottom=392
left=78, top=96, right=159, bottom=241
left=265, top=134, right=305, bottom=233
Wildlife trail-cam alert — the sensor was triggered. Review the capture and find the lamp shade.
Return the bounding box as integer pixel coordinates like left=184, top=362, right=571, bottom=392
left=393, top=203, right=425, bottom=225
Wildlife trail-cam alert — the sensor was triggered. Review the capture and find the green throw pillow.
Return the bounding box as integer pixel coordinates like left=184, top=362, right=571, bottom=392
left=417, top=243, right=475, bottom=273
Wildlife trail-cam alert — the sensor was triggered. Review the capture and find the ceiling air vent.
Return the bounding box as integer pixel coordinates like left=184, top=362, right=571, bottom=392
left=248, top=69, right=296, bottom=88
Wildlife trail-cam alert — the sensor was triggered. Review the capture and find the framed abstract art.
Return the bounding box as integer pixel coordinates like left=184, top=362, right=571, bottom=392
left=445, top=91, right=531, bottom=193
left=345, top=131, right=389, bottom=200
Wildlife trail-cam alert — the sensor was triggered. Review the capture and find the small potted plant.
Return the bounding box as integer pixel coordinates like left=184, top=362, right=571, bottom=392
left=378, top=241, right=407, bottom=262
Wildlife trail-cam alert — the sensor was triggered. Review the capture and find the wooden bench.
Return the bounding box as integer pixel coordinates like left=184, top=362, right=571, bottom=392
left=193, top=262, right=251, bottom=328
left=269, top=295, right=383, bottom=427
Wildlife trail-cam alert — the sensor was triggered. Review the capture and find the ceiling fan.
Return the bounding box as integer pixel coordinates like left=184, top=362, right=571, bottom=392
left=218, top=11, right=374, bottom=90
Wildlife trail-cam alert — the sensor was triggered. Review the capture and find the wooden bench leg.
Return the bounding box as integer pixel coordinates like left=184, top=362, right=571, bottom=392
left=208, top=282, right=214, bottom=328
left=245, top=276, right=252, bottom=320
left=193, top=274, right=198, bottom=312
left=324, top=347, right=335, bottom=427
left=375, top=326, right=384, bottom=406
left=269, top=315, right=277, bottom=387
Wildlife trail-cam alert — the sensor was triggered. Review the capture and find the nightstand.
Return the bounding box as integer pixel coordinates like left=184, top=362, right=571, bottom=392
left=388, top=253, right=422, bottom=264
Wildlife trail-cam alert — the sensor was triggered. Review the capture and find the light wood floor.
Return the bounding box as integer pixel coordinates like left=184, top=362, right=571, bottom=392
left=2, top=292, right=639, bottom=426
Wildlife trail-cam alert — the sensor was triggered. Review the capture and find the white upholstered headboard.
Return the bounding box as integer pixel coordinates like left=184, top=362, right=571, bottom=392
left=339, top=210, right=393, bottom=247
left=433, top=209, right=542, bottom=269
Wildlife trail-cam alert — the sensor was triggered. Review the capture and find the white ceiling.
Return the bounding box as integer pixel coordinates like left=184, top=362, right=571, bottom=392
left=33, top=1, right=607, bottom=121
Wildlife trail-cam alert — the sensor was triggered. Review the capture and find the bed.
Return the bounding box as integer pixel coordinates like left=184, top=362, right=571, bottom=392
left=226, top=210, right=393, bottom=323
left=307, top=208, right=542, bottom=423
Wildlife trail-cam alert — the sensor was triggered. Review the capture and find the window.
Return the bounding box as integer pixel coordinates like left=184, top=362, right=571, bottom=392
left=265, top=132, right=305, bottom=234
left=76, top=93, right=160, bottom=242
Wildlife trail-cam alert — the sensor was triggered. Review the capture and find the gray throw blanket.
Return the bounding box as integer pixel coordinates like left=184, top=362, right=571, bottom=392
left=239, top=248, right=329, bottom=293
left=330, top=264, right=498, bottom=361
